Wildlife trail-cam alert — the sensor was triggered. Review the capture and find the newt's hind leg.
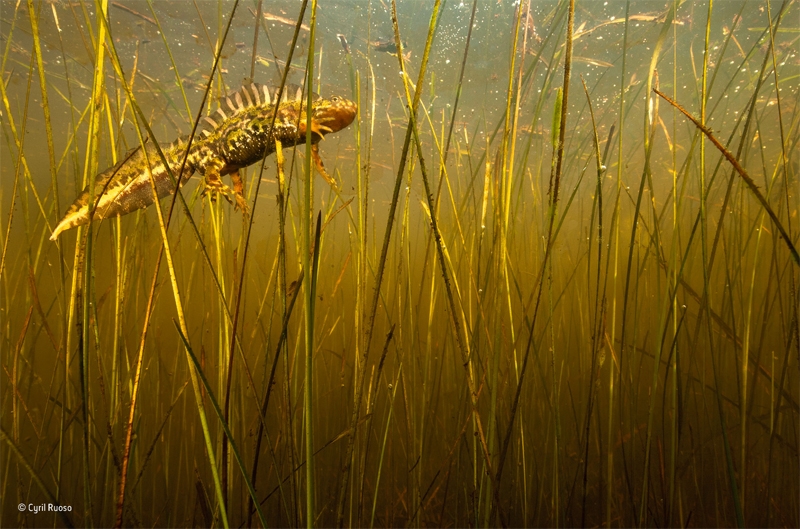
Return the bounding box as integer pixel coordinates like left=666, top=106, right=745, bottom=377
left=200, top=159, right=235, bottom=206
left=230, top=170, right=250, bottom=216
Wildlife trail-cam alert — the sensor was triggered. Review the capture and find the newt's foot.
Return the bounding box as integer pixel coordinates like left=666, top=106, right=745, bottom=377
left=231, top=170, right=250, bottom=217
left=201, top=177, right=235, bottom=206
left=234, top=193, right=250, bottom=217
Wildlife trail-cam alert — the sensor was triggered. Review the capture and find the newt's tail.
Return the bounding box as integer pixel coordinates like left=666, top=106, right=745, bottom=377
left=50, top=141, right=196, bottom=240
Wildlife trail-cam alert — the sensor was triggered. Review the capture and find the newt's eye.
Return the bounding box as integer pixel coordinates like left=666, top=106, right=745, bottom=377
left=332, top=96, right=340, bottom=103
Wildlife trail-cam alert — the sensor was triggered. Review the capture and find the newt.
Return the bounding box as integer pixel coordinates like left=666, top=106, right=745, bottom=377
left=50, top=82, right=356, bottom=240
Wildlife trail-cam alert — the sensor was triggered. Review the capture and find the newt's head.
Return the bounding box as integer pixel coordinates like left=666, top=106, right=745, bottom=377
left=302, top=94, right=357, bottom=139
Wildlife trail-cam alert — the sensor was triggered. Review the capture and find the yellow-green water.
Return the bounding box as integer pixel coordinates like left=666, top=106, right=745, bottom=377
left=2, top=0, right=798, bottom=527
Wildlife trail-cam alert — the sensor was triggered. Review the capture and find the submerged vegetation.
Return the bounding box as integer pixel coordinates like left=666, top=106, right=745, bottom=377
left=1, top=0, right=798, bottom=527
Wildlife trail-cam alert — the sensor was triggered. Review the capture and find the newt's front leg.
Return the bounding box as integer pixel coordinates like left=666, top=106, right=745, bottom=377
left=311, top=143, right=337, bottom=189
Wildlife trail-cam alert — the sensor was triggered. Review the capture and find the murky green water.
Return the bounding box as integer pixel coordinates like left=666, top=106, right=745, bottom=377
left=2, top=0, right=798, bottom=527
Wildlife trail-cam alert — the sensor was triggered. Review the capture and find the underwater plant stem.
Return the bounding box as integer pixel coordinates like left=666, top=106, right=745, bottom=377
left=249, top=0, right=263, bottom=82
left=131, top=116, right=230, bottom=529
left=114, top=250, right=163, bottom=528
left=172, top=323, right=268, bottom=529
left=579, top=75, right=604, bottom=529
left=635, top=8, right=677, bottom=525
left=223, top=2, right=311, bottom=523
left=763, top=2, right=800, bottom=521
left=550, top=0, right=574, bottom=211
left=353, top=73, right=365, bottom=527
left=145, top=0, right=192, bottom=120
left=26, top=0, right=59, bottom=219
left=247, top=263, right=304, bottom=528
left=494, top=1, right=576, bottom=519
left=613, top=7, right=673, bottom=525
left=335, top=0, right=443, bottom=525
left=667, top=7, right=679, bottom=525
left=394, top=0, right=496, bottom=523
left=26, top=0, right=67, bottom=363
left=302, top=1, right=319, bottom=526
left=246, top=138, right=288, bottom=528
left=484, top=1, right=525, bottom=525
left=697, top=3, right=746, bottom=521
left=436, top=0, right=478, bottom=205
left=420, top=0, right=478, bottom=336
left=76, top=1, right=111, bottom=525
left=397, top=4, right=500, bottom=520
left=653, top=89, right=799, bottom=267
left=368, top=327, right=398, bottom=529
left=658, top=5, right=788, bottom=523
left=231, top=2, right=309, bottom=518
left=607, top=5, right=629, bottom=521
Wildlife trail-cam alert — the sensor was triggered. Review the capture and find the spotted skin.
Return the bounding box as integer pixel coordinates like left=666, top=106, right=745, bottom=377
left=50, top=83, right=357, bottom=240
